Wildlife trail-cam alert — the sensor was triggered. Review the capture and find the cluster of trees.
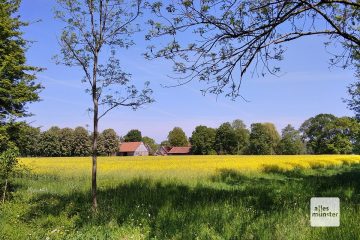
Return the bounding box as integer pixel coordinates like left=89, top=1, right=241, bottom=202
left=1, top=123, right=119, bottom=157
left=187, top=120, right=300, bottom=155
left=177, top=114, right=359, bottom=155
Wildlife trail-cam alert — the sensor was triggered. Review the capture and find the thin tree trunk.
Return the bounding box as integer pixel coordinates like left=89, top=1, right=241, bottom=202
left=91, top=107, right=98, bottom=210
left=92, top=51, right=99, bottom=211
left=2, top=179, right=8, bottom=203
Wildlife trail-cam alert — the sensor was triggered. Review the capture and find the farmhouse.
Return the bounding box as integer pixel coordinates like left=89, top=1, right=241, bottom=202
left=118, top=142, right=149, bottom=156
left=167, top=146, right=191, bottom=155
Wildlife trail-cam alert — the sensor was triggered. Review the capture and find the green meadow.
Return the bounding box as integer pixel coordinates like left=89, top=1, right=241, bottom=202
left=1, top=157, right=360, bottom=240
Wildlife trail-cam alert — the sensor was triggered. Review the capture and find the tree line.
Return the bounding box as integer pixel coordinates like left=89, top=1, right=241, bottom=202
left=0, top=124, right=119, bottom=157
left=2, top=113, right=358, bottom=157
left=167, top=114, right=359, bottom=155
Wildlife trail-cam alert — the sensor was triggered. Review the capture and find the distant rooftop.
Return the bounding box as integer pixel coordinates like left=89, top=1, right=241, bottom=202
left=119, top=142, right=142, bottom=152
left=168, top=146, right=191, bottom=154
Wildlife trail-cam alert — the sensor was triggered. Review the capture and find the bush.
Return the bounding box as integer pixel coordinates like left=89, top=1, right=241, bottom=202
left=0, top=147, right=19, bottom=203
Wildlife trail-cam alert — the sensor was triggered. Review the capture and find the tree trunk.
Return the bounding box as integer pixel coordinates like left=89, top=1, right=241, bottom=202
left=92, top=94, right=98, bottom=211
left=92, top=51, right=99, bottom=211
left=2, top=179, right=8, bottom=203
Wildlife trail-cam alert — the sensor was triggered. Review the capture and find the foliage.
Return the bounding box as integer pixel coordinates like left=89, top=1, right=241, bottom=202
left=38, top=127, right=62, bottom=157
left=190, top=125, right=216, bottom=155
left=167, top=127, right=188, bottom=146
left=300, top=114, right=359, bottom=154
left=231, top=119, right=250, bottom=154
left=248, top=123, right=280, bottom=155
left=0, top=146, right=19, bottom=202
left=160, top=140, right=170, bottom=147
left=214, top=122, right=237, bottom=154
left=124, top=129, right=142, bottom=142
left=0, top=0, right=42, bottom=124
left=0, top=147, right=18, bottom=179
left=142, top=136, right=158, bottom=155
left=98, top=129, right=120, bottom=156
left=345, top=81, right=360, bottom=120
left=58, top=128, right=74, bottom=157
left=73, top=127, right=91, bottom=157
left=277, top=124, right=305, bottom=155
left=6, top=122, right=41, bottom=157
left=326, top=117, right=359, bottom=154
left=0, top=125, right=11, bottom=152
left=146, top=0, right=359, bottom=98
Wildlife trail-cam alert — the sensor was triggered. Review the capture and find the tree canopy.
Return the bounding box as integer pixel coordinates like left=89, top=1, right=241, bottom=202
left=214, top=122, right=238, bottom=154
left=301, top=114, right=359, bottom=154
left=232, top=119, right=250, bottom=154
left=168, top=127, right=188, bottom=146
left=146, top=0, right=359, bottom=98
left=124, top=129, right=142, bottom=142
left=0, top=0, right=42, bottom=125
left=98, top=129, right=119, bottom=156
left=190, top=125, right=216, bottom=155
left=248, top=123, right=280, bottom=155
left=277, top=124, right=305, bottom=155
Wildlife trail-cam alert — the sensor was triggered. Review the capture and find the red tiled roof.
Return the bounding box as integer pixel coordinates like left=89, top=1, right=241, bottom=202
left=119, top=142, right=141, bottom=152
left=161, top=146, right=171, bottom=153
left=168, top=146, right=191, bottom=154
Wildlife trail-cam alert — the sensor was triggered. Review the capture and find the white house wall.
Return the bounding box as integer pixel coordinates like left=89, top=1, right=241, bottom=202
left=134, top=143, right=149, bottom=156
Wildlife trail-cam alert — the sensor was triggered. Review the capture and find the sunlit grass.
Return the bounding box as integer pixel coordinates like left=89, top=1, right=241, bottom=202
left=2, top=155, right=358, bottom=239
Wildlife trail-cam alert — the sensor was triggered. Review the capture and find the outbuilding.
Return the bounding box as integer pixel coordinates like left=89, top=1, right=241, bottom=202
left=167, top=146, right=191, bottom=155
left=118, top=142, right=149, bottom=156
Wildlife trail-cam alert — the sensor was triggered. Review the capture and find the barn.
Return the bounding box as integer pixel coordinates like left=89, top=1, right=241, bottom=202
left=156, top=146, right=172, bottom=156
left=167, top=146, right=191, bottom=155
left=118, top=142, right=149, bottom=156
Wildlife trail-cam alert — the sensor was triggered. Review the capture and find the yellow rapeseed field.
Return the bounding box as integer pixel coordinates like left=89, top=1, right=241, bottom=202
left=20, top=155, right=360, bottom=179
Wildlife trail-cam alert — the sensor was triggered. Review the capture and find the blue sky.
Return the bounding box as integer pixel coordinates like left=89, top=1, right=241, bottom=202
left=19, top=0, right=356, bottom=142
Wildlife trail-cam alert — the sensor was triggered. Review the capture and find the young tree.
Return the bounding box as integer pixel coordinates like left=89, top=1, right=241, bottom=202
left=124, top=129, right=142, bottom=142
left=0, top=0, right=42, bottom=125
left=146, top=1, right=359, bottom=98
left=214, top=122, right=237, bottom=155
left=190, top=125, right=216, bottom=155
left=248, top=123, right=280, bottom=155
left=167, top=127, right=188, bottom=147
left=55, top=0, right=153, bottom=210
left=277, top=124, right=305, bottom=155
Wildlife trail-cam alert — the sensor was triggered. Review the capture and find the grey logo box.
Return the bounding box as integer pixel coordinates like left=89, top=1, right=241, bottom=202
left=310, top=197, right=340, bottom=227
